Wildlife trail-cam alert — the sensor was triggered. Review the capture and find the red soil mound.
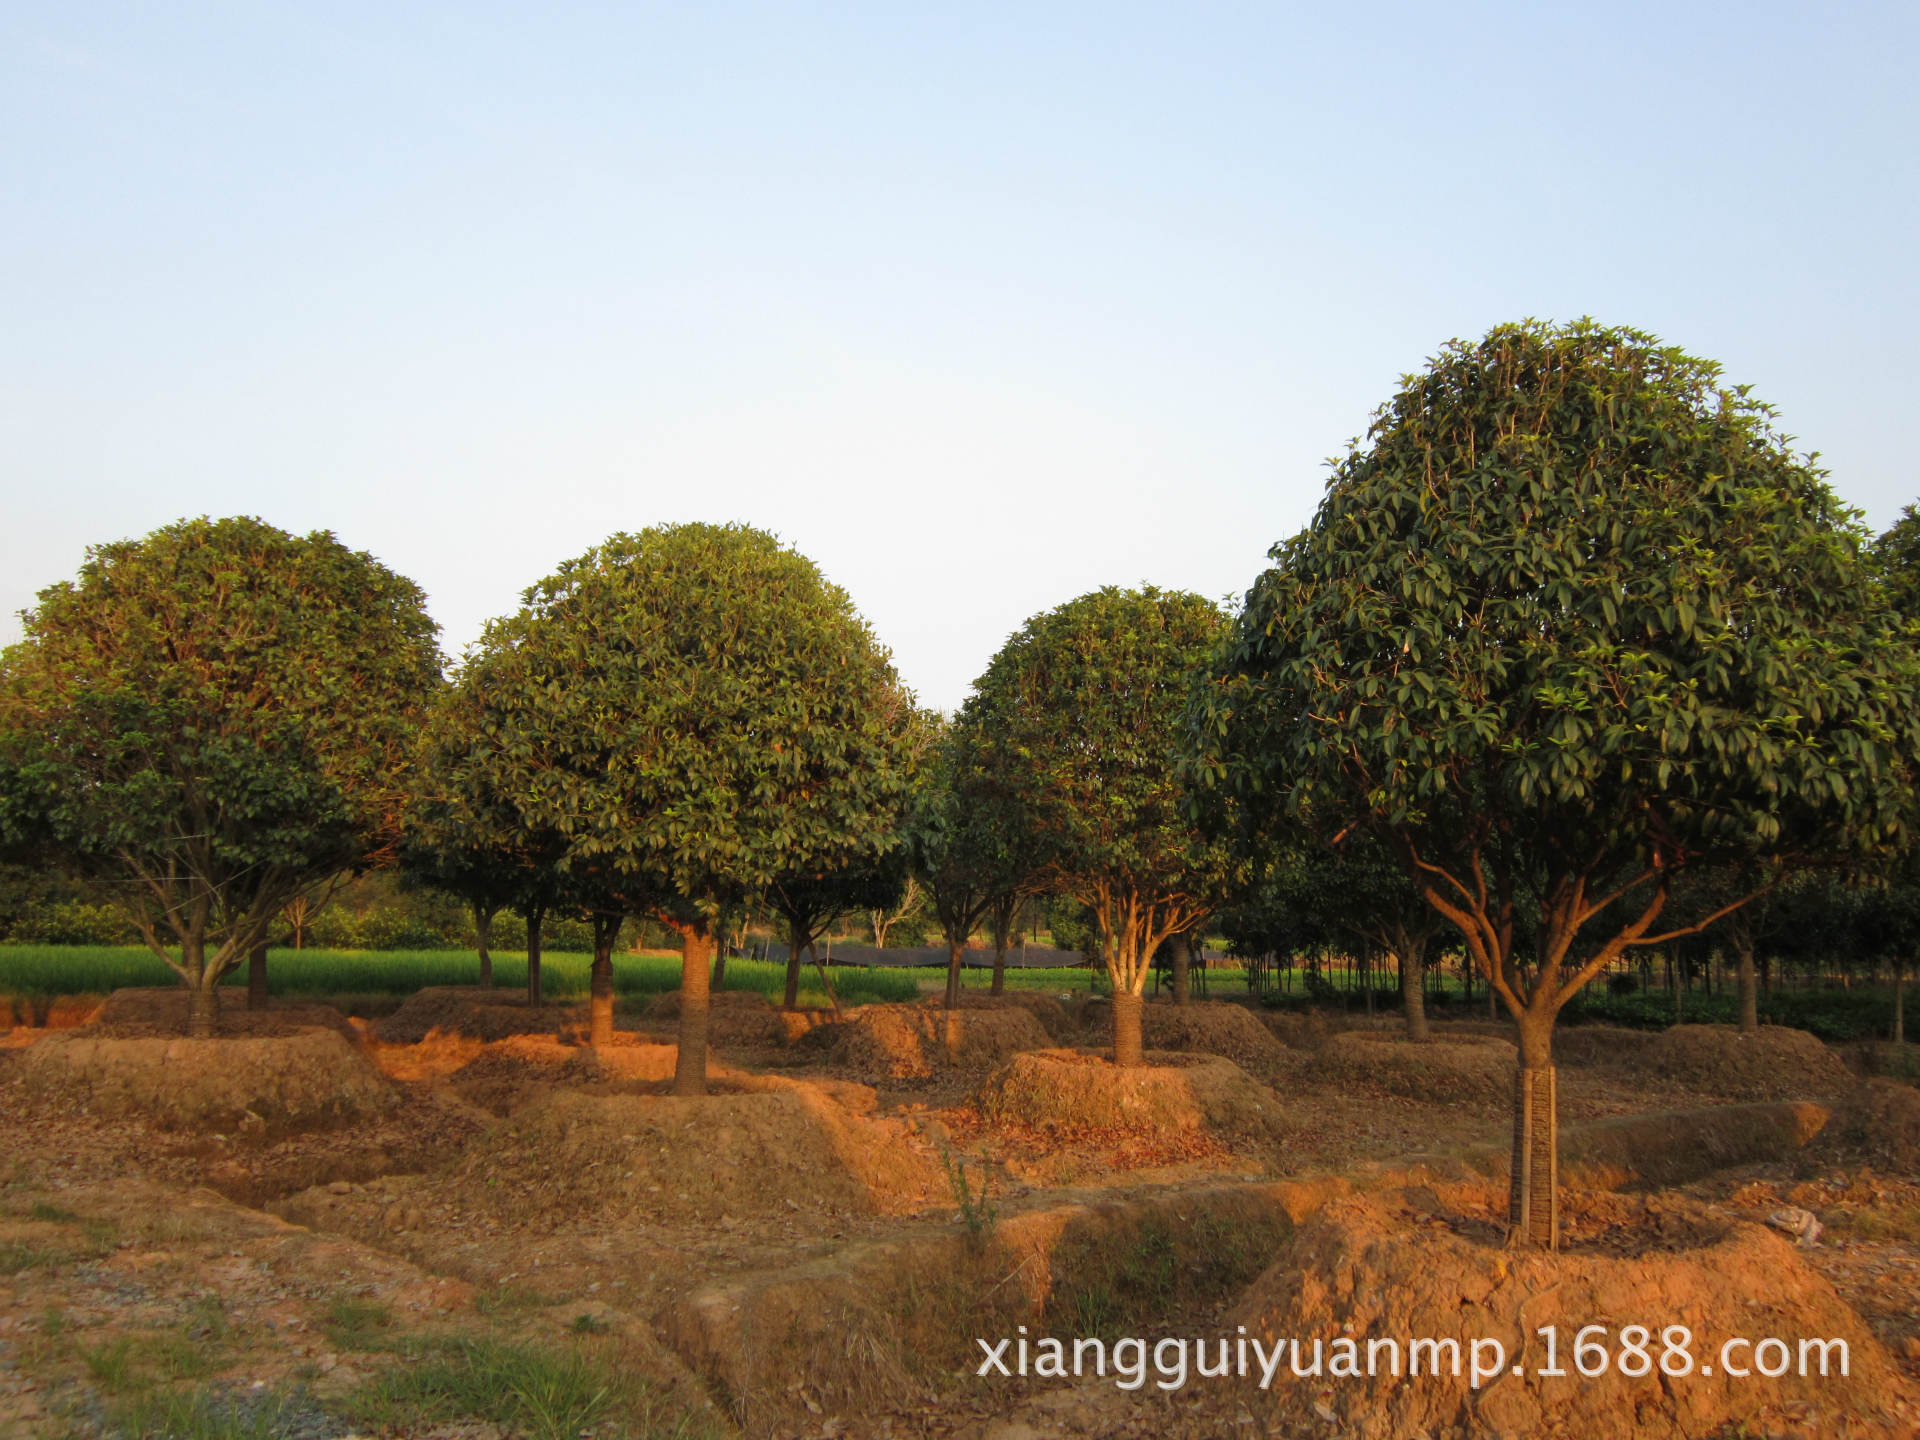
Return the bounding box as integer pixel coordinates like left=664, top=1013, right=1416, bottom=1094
left=1643, top=1023, right=1855, bottom=1101
left=918, top=990, right=1072, bottom=1040
left=827, top=1003, right=1051, bottom=1079
left=442, top=1082, right=942, bottom=1224
left=1316, top=1029, right=1515, bottom=1103
left=93, top=987, right=355, bottom=1039
left=647, top=989, right=787, bottom=1044
left=372, top=986, right=575, bottom=1044
left=1142, top=1001, right=1289, bottom=1070
left=972, top=1049, right=1293, bottom=1146
left=17, top=1026, right=395, bottom=1134
left=1209, top=1186, right=1909, bottom=1439
left=1801, top=1080, right=1920, bottom=1177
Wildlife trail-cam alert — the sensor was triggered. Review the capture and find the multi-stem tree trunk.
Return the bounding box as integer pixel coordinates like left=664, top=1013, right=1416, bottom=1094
left=473, top=904, right=495, bottom=988
left=1169, top=931, right=1191, bottom=1006
left=181, top=934, right=221, bottom=1038
left=672, top=921, right=715, bottom=1096
left=1399, top=940, right=1429, bottom=1042
left=526, top=904, right=545, bottom=1008
left=588, top=914, right=623, bottom=1052
left=247, top=940, right=269, bottom=1012
left=783, top=921, right=807, bottom=1009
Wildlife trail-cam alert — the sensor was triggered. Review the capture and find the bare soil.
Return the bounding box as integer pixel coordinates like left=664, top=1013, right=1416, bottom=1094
left=1, top=992, right=1917, bottom=1439
left=1642, top=1022, right=1859, bottom=1101
left=821, top=1003, right=1053, bottom=1079
left=1315, top=1028, right=1516, bottom=1103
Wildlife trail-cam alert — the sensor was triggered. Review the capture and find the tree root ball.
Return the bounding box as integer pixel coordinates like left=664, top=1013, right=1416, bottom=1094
left=1643, top=1024, right=1855, bottom=1101
left=1212, top=1188, right=1909, bottom=1439
left=973, top=1049, right=1293, bottom=1144
left=828, top=1004, right=1052, bottom=1079
left=18, top=1027, right=396, bottom=1134
left=1317, top=1029, right=1516, bottom=1103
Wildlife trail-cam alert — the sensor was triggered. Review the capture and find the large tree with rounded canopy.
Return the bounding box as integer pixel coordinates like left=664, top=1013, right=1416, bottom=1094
left=1188, top=320, right=1920, bottom=1246
left=0, top=516, right=441, bottom=1036
left=967, top=586, right=1229, bottom=1065
left=451, top=522, right=916, bottom=1092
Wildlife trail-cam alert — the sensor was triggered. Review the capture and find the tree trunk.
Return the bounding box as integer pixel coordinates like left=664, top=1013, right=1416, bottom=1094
left=1400, top=942, right=1429, bottom=1042
left=526, top=906, right=544, bottom=1008
left=1509, top=1010, right=1558, bottom=1249
left=589, top=916, right=621, bottom=1051
left=1895, top=967, right=1906, bottom=1046
left=1170, top=932, right=1191, bottom=1006
left=673, top=923, right=715, bottom=1097
left=247, top=940, right=268, bottom=1012
left=474, top=905, right=494, bottom=988
left=943, top=935, right=965, bottom=1010
left=187, top=982, right=219, bottom=1039
left=711, top=948, right=727, bottom=989
left=783, top=922, right=805, bottom=1010
left=1112, top=989, right=1144, bottom=1068
left=1736, top=936, right=1758, bottom=1035
left=990, top=937, right=1007, bottom=997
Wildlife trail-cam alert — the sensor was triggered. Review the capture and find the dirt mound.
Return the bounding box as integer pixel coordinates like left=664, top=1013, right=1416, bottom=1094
left=1547, top=1023, right=1658, bottom=1068
left=647, top=988, right=787, bottom=1044
left=919, top=990, right=1072, bottom=1040
left=973, top=1050, right=1293, bottom=1145
left=827, top=1003, right=1051, bottom=1079
left=18, top=1027, right=395, bottom=1133
left=1141, top=1001, right=1288, bottom=1069
left=2, top=993, right=107, bottom=1030
left=1643, top=1023, right=1854, bottom=1101
left=371, top=985, right=585, bottom=1044
left=1317, top=1029, right=1515, bottom=1103
left=445, top=1084, right=941, bottom=1224
left=1801, top=1080, right=1920, bottom=1177
left=1259, top=1007, right=1345, bottom=1051
left=92, top=987, right=356, bottom=1039
left=1208, top=1187, right=1907, bottom=1439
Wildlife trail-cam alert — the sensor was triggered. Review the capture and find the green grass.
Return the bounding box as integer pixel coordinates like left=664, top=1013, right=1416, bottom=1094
left=0, top=944, right=919, bottom=1009
left=348, top=1336, right=698, bottom=1440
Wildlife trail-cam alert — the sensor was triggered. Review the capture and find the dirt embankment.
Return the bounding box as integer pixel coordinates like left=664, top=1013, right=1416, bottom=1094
left=647, top=989, right=788, bottom=1044
left=1314, top=1029, right=1516, bottom=1103
left=1801, top=1079, right=1920, bottom=1177
left=920, top=990, right=1074, bottom=1041
left=424, top=1081, right=945, bottom=1227
left=821, top=1003, right=1052, bottom=1079
left=18, top=1026, right=396, bottom=1134
left=972, top=1050, right=1293, bottom=1147
left=1140, top=1001, right=1290, bottom=1071
left=1203, top=1184, right=1910, bottom=1440
left=1642, top=1023, right=1857, bottom=1101
left=372, top=986, right=581, bottom=1045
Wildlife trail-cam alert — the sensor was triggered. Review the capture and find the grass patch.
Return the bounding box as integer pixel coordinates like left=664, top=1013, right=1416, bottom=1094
left=0, top=1240, right=59, bottom=1275
left=349, top=1336, right=690, bottom=1440
left=108, top=1384, right=305, bottom=1440
left=1834, top=1203, right=1920, bottom=1244
left=323, top=1295, right=393, bottom=1350
left=29, top=1201, right=78, bottom=1223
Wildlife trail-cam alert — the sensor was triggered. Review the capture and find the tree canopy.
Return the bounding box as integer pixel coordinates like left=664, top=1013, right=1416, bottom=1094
left=0, top=516, right=441, bottom=1034
left=967, top=585, right=1229, bottom=1064
left=1189, top=319, right=1920, bottom=1242
left=448, top=522, right=918, bottom=1092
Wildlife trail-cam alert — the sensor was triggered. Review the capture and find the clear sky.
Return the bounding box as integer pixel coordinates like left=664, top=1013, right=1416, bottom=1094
left=4, top=3, right=1915, bottom=710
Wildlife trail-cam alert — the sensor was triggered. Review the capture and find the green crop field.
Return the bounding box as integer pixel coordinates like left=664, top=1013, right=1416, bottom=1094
left=0, top=944, right=1255, bottom=1012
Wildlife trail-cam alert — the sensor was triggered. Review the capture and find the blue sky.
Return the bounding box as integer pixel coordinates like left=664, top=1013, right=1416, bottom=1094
left=4, top=3, right=1915, bottom=709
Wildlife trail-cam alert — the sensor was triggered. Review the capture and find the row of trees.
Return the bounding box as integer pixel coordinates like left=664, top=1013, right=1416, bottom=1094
left=5, top=319, right=1918, bottom=1246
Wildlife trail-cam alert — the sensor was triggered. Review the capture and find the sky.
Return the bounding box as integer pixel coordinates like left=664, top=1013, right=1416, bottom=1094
left=3, top=3, right=1915, bottom=711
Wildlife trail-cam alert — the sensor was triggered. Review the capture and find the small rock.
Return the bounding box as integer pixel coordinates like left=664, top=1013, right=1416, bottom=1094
left=1767, top=1207, right=1823, bottom=1246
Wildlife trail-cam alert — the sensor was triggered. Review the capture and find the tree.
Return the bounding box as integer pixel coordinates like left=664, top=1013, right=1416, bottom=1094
left=969, top=586, right=1229, bottom=1065
left=909, top=719, right=1027, bottom=1011
left=452, top=523, right=916, bottom=1093
left=0, top=517, right=441, bottom=1036
left=767, top=855, right=905, bottom=1010
left=1190, top=320, right=1920, bottom=1246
